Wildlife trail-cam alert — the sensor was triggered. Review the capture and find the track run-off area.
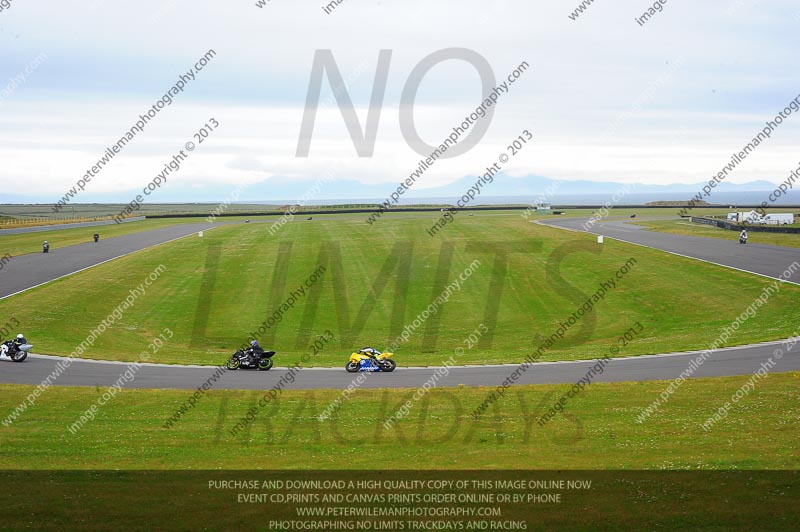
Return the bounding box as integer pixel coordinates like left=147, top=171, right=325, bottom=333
left=0, top=216, right=797, bottom=390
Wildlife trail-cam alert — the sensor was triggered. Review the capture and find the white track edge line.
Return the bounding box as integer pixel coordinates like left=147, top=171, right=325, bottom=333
left=25, top=336, right=798, bottom=371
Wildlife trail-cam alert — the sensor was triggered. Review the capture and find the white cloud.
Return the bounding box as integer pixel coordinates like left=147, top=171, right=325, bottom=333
left=1, top=0, right=799, bottom=200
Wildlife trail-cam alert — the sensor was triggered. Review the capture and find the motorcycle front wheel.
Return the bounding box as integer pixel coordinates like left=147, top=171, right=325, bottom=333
left=226, top=357, right=240, bottom=370
left=379, top=359, right=396, bottom=372
left=258, top=358, right=274, bottom=371
left=11, top=351, right=27, bottom=362
left=345, top=362, right=359, bottom=373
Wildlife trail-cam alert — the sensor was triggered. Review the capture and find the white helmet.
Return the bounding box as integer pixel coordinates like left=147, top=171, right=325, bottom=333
left=16, top=334, right=24, bottom=339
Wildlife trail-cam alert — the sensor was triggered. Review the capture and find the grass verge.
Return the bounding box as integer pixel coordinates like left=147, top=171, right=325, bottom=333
left=2, top=213, right=799, bottom=366
left=1, top=372, right=798, bottom=469
left=632, top=218, right=800, bottom=248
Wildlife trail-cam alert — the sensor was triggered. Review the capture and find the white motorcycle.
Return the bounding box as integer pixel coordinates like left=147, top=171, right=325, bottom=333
left=0, top=341, right=32, bottom=362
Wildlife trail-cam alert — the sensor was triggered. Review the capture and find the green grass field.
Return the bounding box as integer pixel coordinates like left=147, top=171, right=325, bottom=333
left=1, top=211, right=799, bottom=366
left=633, top=218, right=800, bottom=248
left=1, top=372, right=798, bottom=469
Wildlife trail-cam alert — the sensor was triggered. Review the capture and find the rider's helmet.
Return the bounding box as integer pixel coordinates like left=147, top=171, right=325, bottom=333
left=251, top=340, right=259, bottom=348
left=16, top=334, right=23, bottom=339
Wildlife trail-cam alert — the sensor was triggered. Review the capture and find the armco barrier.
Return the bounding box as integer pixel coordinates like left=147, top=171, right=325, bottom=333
left=691, top=216, right=800, bottom=234
left=0, top=216, right=145, bottom=236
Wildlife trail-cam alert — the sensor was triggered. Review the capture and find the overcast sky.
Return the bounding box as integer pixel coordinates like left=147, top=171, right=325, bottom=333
left=1, top=0, right=799, bottom=202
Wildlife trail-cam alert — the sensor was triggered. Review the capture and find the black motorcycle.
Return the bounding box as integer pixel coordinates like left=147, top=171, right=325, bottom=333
left=226, top=348, right=275, bottom=371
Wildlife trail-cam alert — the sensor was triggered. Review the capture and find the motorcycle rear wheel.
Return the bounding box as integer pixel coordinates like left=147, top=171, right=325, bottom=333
left=345, top=362, right=359, bottom=373
left=226, top=357, right=240, bottom=370
left=258, top=358, right=274, bottom=371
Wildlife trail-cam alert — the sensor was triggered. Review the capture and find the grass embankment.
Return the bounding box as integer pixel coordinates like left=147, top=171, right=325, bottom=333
left=1, top=213, right=799, bottom=365
left=0, top=373, right=798, bottom=469
left=632, top=219, right=800, bottom=249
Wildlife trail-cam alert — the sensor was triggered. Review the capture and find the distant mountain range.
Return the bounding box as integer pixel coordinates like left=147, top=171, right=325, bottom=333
left=2, top=173, right=796, bottom=205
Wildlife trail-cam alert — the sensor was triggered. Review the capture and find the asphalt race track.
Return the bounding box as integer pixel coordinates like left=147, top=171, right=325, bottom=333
left=0, top=216, right=798, bottom=391
left=0, top=222, right=218, bottom=299
left=0, top=339, right=794, bottom=390
left=539, top=217, right=800, bottom=284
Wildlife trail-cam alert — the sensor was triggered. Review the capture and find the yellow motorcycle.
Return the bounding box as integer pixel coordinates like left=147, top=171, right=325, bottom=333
left=346, top=350, right=396, bottom=373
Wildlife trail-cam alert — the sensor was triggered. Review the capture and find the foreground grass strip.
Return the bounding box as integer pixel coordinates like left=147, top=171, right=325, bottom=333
left=0, top=372, right=797, bottom=469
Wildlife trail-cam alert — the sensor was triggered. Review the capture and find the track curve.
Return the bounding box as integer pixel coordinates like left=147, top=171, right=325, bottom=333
left=0, top=338, right=795, bottom=391
left=1, top=216, right=797, bottom=391
left=538, top=217, right=800, bottom=284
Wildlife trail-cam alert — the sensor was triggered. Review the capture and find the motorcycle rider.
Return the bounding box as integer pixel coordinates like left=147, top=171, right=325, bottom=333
left=10, top=333, right=27, bottom=355
left=358, top=347, right=382, bottom=360
left=739, top=229, right=748, bottom=244
left=93, top=233, right=100, bottom=243
left=247, top=340, right=265, bottom=364
left=43, top=241, right=49, bottom=253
